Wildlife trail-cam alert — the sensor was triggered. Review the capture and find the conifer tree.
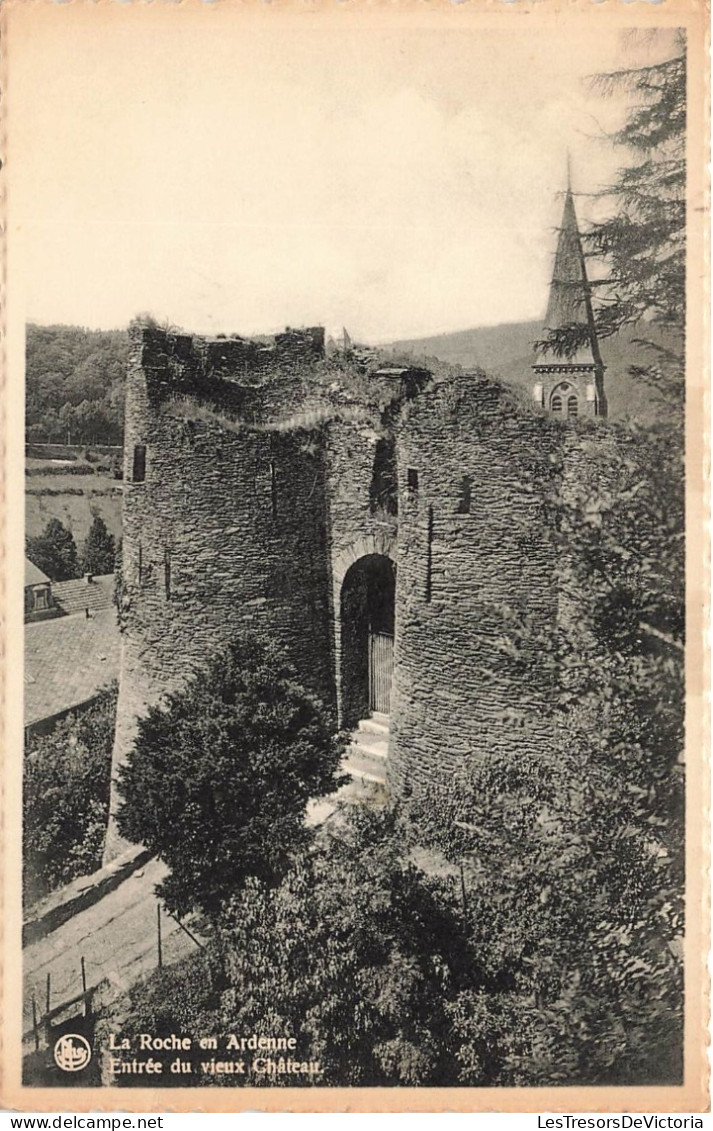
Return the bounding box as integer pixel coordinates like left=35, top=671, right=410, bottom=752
left=541, top=37, right=686, bottom=408
left=81, top=514, right=116, bottom=576
left=26, top=517, right=81, bottom=581
left=117, top=638, right=347, bottom=918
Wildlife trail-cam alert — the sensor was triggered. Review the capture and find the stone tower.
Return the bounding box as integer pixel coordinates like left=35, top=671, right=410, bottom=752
left=532, top=180, right=607, bottom=419
left=105, top=322, right=568, bottom=860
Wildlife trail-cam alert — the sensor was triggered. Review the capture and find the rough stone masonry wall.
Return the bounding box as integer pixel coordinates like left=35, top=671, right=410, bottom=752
left=390, top=374, right=562, bottom=792
left=106, top=327, right=334, bottom=859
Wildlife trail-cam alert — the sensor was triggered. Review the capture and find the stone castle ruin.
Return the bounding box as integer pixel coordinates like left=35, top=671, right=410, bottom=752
left=106, top=185, right=609, bottom=856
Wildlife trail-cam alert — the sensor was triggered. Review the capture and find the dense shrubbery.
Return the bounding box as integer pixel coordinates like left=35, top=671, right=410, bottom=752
left=111, top=806, right=461, bottom=1087
left=213, top=807, right=465, bottom=1086
left=113, top=738, right=681, bottom=1087
left=116, top=638, right=347, bottom=918
left=23, top=684, right=118, bottom=904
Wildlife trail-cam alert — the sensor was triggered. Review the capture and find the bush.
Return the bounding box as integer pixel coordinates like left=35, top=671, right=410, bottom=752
left=406, top=747, right=682, bottom=1086
left=26, top=517, right=81, bottom=581
left=107, top=737, right=682, bottom=1088
left=105, top=951, right=224, bottom=1088
left=23, top=684, right=117, bottom=904
left=116, top=638, right=347, bottom=918
left=212, top=805, right=466, bottom=1086
left=108, top=806, right=468, bottom=1087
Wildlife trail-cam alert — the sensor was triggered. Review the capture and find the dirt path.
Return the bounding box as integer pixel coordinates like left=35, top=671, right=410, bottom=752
left=23, top=858, right=200, bottom=1042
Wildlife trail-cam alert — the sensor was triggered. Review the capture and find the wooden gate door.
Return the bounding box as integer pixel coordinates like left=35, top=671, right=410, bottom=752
left=369, top=632, right=393, bottom=714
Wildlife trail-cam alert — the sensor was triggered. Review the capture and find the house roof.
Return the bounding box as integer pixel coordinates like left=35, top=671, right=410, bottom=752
left=52, top=573, right=115, bottom=617
left=25, top=558, right=50, bottom=587
left=24, top=608, right=120, bottom=727
left=536, top=188, right=603, bottom=369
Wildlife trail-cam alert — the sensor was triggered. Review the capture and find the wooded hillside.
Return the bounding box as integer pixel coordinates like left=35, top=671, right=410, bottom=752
left=26, top=324, right=129, bottom=444
left=384, top=319, right=678, bottom=427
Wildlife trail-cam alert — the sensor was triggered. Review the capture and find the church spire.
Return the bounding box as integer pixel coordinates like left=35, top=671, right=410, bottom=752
left=532, top=174, right=607, bottom=419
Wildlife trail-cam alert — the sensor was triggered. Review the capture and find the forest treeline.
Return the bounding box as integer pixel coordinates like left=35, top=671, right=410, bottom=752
left=26, top=323, right=129, bottom=445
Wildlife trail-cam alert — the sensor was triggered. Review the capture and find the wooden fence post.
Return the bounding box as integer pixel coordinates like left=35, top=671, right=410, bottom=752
left=157, top=903, right=163, bottom=969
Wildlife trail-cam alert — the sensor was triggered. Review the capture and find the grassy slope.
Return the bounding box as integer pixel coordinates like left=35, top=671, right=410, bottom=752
left=25, top=469, right=122, bottom=543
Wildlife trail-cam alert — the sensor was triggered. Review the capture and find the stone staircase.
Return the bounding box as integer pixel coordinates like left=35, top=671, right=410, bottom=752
left=342, top=712, right=389, bottom=785
left=305, top=713, right=389, bottom=827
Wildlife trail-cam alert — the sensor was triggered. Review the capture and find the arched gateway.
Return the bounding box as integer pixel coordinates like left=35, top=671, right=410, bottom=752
left=332, top=535, right=396, bottom=730
left=340, top=554, right=395, bottom=727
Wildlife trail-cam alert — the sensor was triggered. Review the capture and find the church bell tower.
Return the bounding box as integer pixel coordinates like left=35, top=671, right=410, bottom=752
left=532, top=175, right=607, bottom=419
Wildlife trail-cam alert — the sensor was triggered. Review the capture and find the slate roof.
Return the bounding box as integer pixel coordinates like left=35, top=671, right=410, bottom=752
left=24, top=608, right=120, bottom=727
left=25, top=558, right=51, bottom=587
left=536, top=189, right=603, bottom=369
left=52, top=573, right=115, bottom=617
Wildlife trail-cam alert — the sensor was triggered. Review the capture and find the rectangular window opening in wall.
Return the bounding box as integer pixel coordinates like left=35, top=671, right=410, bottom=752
left=138, top=544, right=143, bottom=585
left=270, top=460, right=278, bottom=519
left=425, top=505, right=434, bottom=604
left=132, top=445, right=147, bottom=483
left=164, top=549, right=171, bottom=600
left=407, top=468, right=419, bottom=494
left=457, top=475, right=472, bottom=515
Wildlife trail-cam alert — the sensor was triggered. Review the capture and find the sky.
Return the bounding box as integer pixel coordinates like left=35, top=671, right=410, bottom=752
left=6, top=7, right=681, bottom=342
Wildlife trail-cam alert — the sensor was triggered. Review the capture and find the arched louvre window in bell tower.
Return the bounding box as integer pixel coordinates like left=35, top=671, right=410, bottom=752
left=550, top=381, right=580, bottom=419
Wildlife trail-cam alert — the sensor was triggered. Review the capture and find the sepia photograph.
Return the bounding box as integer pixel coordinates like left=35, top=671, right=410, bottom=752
left=1, top=0, right=708, bottom=1112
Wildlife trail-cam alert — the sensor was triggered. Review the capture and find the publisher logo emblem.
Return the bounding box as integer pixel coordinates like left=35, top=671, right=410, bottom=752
left=53, top=1034, right=92, bottom=1072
